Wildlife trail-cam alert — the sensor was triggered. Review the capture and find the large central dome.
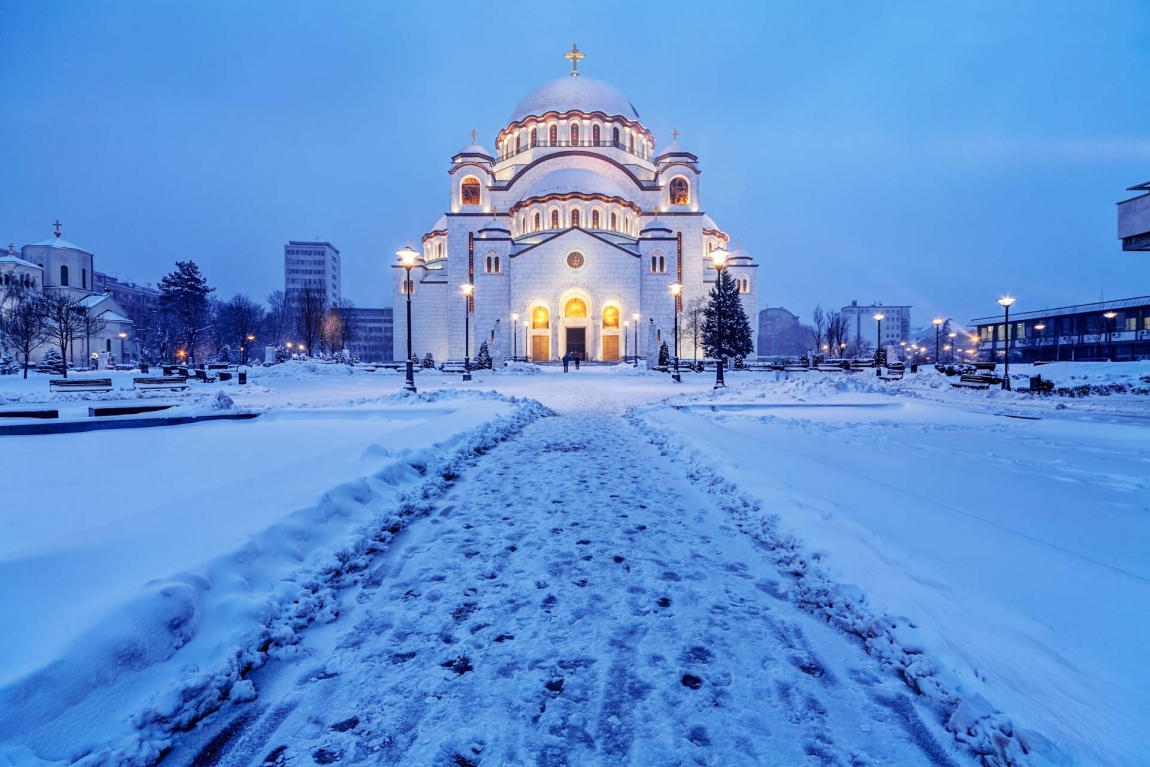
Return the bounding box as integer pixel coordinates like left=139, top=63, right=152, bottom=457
left=509, top=76, right=640, bottom=124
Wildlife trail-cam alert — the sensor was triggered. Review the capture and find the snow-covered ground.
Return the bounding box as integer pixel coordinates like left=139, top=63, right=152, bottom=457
left=0, top=361, right=1146, bottom=765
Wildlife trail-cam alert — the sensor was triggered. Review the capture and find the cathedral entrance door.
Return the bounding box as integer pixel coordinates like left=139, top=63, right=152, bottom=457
left=531, top=335, right=550, bottom=361
left=602, top=335, right=619, bottom=361
left=566, top=328, right=586, bottom=359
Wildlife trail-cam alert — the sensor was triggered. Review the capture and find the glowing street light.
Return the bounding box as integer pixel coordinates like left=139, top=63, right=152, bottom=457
left=709, top=246, right=731, bottom=388
left=947, top=331, right=957, bottom=363
left=396, top=242, right=420, bottom=392
left=997, top=296, right=1017, bottom=390
left=1103, top=311, right=1117, bottom=359
left=932, top=318, right=943, bottom=362
left=670, top=282, right=683, bottom=382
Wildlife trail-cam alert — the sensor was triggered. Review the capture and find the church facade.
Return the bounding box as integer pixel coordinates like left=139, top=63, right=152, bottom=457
left=393, top=50, right=758, bottom=364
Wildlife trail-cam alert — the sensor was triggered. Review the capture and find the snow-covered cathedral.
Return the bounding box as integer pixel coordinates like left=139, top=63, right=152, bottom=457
left=393, top=46, right=758, bottom=363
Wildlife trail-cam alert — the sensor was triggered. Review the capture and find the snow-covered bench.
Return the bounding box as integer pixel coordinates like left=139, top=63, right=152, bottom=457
left=951, top=374, right=997, bottom=390
left=193, top=369, right=217, bottom=383
left=49, top=378, right=113, bottom=393
left=877, top=369, right=904, bottom=381
left=133, top=376, right=189, bottom=391
left=439, top=359, right=470, bottom=373
left=816, top=363, right=847, bottom=372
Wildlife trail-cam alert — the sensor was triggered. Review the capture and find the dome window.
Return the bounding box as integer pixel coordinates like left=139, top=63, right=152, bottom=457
left=60, top=265, right=69, bottom=286
left=551, top=210, right=559, bottom=229
left=593, top=125, right=601, bottom=145
left=610, top=212, right=617, bottom=231
left=549, top=125, right=558, bottom=146
left=461, top=177, right=481, bottom=206
left=612, top=127, right=620, bottom=146
left=534, top=212, right=541, bottom=232
left=515, top=134, right=521, bottom=153
left=531, top=127, right=538, bottom=147
left=670, top=177, right=690, bottom=205
left=571, top=209, right=580, bottom=228
left=591, top=210, right=600, bottom=229
left=570, top=123, right=580, bottom=145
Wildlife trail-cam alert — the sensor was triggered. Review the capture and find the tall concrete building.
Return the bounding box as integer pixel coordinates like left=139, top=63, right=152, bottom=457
left=757, top=307, right=807, bottom=357
left=841, top=300, right=912, bottom=350
left=343, top=307, right=393, bottom=362
left=284, top=241, right=340, bottom=308
left=1118, top=180, right=1150, bottom=251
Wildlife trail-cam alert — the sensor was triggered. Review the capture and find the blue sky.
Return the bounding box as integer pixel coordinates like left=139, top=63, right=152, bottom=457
left=2, top=1, right=1148, bottom=326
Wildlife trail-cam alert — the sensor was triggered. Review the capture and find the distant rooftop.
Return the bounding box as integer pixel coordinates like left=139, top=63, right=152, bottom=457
left=970, top=295, right=1150, bottom=323
left=286, top=240, right=340, bottom=254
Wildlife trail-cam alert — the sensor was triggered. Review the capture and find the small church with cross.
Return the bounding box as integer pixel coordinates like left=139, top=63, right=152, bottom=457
left=393, top=46, right=758, bottom=364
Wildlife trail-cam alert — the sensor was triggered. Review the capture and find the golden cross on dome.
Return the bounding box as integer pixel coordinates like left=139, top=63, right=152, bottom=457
left=565, top=43, right=585, bottom=77
left=53, top=219, right=62, bottom=237
left=470, top=130, right=477, bottom=144
left=671, top=129, right=679, bottom=143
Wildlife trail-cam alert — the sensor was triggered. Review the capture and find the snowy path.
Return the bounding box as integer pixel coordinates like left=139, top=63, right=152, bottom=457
left=167, top=376, right=966, bottom=767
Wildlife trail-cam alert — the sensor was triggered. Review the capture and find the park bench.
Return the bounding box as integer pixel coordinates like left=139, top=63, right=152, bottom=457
left=134, top=376, right=189, bottom=391
left=782, top=364, right=809, bottom=372
left=849, top=360, right=875, bottom=370
left=439, top=359, right=470, bottom=373
left=1028, top=375, right=1055, bottom=395
left=877, top=369, right=904, bottom=381
left=377, top=362, right=409, bottom=372
left=951, top=373, right=1002, bottom=390
left=193, top=369, right=217, bottom=383
left=49, top=378, right=113, bottom=393
left=816, top=363, right=847, bottom=372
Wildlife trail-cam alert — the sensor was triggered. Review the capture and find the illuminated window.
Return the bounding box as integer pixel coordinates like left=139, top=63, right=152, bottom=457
left=650, top=256, right=657, bottom=273
left=612, top=127, right=620, bottom=144
left=437, top=242, right=442, bottom=258
left=603, top=305, right=619, bottom=328
left=593, top=125, right=601, bottom=144
left=669, top=177, right=689, bottom=205
left=486, top=256, right=492, bottom=273
left=659, top=256, right=665, bottom=273
left=534, top=212, right=541, bottom=231
left=515, top=135, right=521, bottom=153
left=549, top=125, right=557, bottom=145
left=570, top=123, right=580, bottom=144
left=532, top=305, right=550, bottom=329
left=629, top=134, right=634, bottom=152
left=551, top=210, right=559, bottom=229
left=494, top=256, right=500, bottom=273
left=531, top=127, right=538, bottom=147
left=591, top=210, right=600, bottom=229
left=461, top=177, right=481, bottom=206
left=610, top=212, right=617, bottom=231
left=565, top=298, right=587, bottom=317
left=571, top=209, right=580, bottom=228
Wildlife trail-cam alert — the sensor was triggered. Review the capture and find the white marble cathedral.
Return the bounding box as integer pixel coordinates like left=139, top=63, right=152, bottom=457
left=393, top=46, right=758, bottom=364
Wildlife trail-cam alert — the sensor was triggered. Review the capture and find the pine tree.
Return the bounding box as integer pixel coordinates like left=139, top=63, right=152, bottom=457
left=701, top=269, right=754, bottom=361
left=422, top=352, right=435, bottom=369
left=475, top=341, right=492, bottom=369
left=38, top=347, right=64, bottom=374
left=658, top=341, right=670, bottom=367
left=0, top=353, right=18, bottom=375
left=158, top=261, right=214, bottom=364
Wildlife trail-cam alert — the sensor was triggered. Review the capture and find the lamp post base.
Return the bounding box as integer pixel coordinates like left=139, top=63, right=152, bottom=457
left=714, top=359, right=726, bottom=389
left=1001, top=378, right=1011, bottom=391
left=404, top=361, right=417, bottom=393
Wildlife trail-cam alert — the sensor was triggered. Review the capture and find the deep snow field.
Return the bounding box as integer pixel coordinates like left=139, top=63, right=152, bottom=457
left=0, top=360, right=1146, bottom=766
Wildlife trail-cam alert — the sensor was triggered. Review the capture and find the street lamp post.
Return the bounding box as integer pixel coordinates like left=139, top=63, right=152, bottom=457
left=932, top=318, right=943, bottom=363
left=461, top=282, right=474, bottom=382
left=118, top=331, right=127, bottom=364
left=947, top=332, right=957, bottom=364
left=709, top=247, right=730, bottom=388
left=873, top=313, right=885, bottom=374
left=396, top=243, right=420, bottom=392
left=511, top=313, right=519, bottom=362
left=997, top=296, right=1017, bottom=390
left=1103, top=311, right=1117, bottom=360
left=670, top=282, right=683, bottom=383
left=623, top=320, right=629, bottom=362
left=522, top=320, right=529, bottom=362
left=631, top=313, right=640, bottom=367
left=1033, top=323, right=1046, bottom=362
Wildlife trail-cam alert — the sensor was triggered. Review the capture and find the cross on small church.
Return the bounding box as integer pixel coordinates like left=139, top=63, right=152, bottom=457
left=671, top=129, right=679, bottom=143
left=53, top=219, right=62, bottom=237
left=8, top=243, right=14, bottom=255
left=470, top=130, right=477, bottom=144
left=565, top=43, right=585, bottom=77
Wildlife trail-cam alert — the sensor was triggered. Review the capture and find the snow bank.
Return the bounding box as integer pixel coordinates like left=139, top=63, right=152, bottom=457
left=0, top=389, right=550, bottom=767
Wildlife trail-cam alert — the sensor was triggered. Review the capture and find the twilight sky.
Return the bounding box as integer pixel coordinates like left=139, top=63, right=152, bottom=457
left=2, top=1, right=1148, bottom=327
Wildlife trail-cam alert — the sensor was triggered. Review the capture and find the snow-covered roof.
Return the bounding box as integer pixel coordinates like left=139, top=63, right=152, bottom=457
left=428, top=215, right=447, bottom=234
left=97, top=310, right=133, bottom=324
left=0, top=254, right=42, bottom=269
left=479, top=219, right=510, bottom=235
left=640, top=219, right=673, bottom=235
left=701, top=214, right=721, bottom=232
left=509, top=76, right=640, bottom=124
left=31, top=236, right=89, bottom=252
left=518, top=168, right=629, bottom=203
left=455, top=142, right=493, bottom=159
left=77, top=294, right=111, bottom=308
left=726, top=246, right=753, bottom=262
left=656, top=142, right=696, bottom=160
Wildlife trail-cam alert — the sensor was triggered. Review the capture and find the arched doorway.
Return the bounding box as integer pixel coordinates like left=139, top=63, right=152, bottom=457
left=530, top=304, right=551, bottom=361
left=563, top=297, right=588, bottom=360
left=601, top=304, right=621, bottom=361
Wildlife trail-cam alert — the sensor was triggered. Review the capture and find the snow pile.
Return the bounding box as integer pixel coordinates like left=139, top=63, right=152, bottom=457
left=252, top=360, right=357, bottom=380
left=628, top=403, right=1049, bottom=767
left=492, top=361, right=542, bottom=376
left=0, top=391, right=550, bottom=767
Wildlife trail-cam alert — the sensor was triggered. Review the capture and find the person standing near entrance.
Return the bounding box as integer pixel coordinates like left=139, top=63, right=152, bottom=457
left=574, top=351, right=581, bottom=371
left=562, top=351, right=570, bottom=372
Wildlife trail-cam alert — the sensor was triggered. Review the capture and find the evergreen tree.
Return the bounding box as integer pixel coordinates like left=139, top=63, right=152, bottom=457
left=0, top=353, right=18, bottom=375
left=422, top=352, right=435, bottom=369
left=701, top=269, right=754, bottom=361
left=158, top=261, right=214, bottom=364
left=874, top=346, right=887, bottom=368
left=657, top=341, right=670, bottom=367
left=38, top=347, right=64, bottom=374
left=475, top=341, right=492, bottom=369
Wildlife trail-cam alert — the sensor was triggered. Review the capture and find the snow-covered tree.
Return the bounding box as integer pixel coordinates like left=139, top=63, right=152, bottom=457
left=422, top=352, right=435, bottom=369
left=0, top=353, right=18, bottom=375
left=38, top=347, right=64, bottom=374
left=474, top=341, right=492, bottom=369
left=0, top=286, right=50, bottom=378
left=158, top=261, right=214, bottom=364
left=702, top=269, right=754, bottom=362
left=657, top=341, right=670, bottom=367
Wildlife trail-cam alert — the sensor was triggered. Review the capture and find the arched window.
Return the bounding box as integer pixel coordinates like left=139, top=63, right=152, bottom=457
left=571, top=209, right=580, bottom=228
left=651, top=256, right=657, bottom=273
left=494, top=256, right=500, bottom=274
left=437, top=242, right=443, bottom=258
left=532, top=305, right=550, bottom=329
left=603, top=305, right=620, bottom=328
left=81, top=268, right=87, bottom=290
left=551, top=210, right=559, bottom=229
left=612, top=127, right=620, bottom=145
left=565, top=298, right=587, bottom=318
left=486, top=256, right=492, bottom=273
left=549, top=125, right=558, bottom=145
left=592, top=210, right=600, bottom=229
left=401, top=277, right=414, bottom=295
left=515, top=134, right=521, bottom=153
left=593, top=125, right=601, bottom=144
left=534, top=212, right=541, bottom=231
left=461, top=176, right=481, bottom=206
left=610, top=212, right=617, bottom=231
left=669, top=177, right=690, bottom=205
left=570, top=123, right=579, bottom=145
left=659, top=256, right=665, bottom=273
left=531, top=128, right=538, bottom=147
left=629, top=134, right=634, bottom=152
left=520, top=215, right=525, bottom=233
left=60, top=265, right=69, bottom=286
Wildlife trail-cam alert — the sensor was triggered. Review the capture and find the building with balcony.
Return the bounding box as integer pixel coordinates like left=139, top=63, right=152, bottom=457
left=1118, top=181, right=1150, bottom=251
left=392, top=47, right=758, bottom=364
left=970, top=295, right=1150, bottom=362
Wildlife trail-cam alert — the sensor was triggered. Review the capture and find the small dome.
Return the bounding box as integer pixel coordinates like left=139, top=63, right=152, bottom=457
left=517, top=168, right=629, bottom=203
left=510, top=76, right=640, bottom=124
left=428, top=215, right=448, bottom=233
left=656, top=142, right=695, bottom=160
left=641, top=219, right=673, bottom=236
left=456, top=142, right=493, bottom=159
left=479, top=218, right=510, bottom=235
left=726, top=246, right=753, bottom=262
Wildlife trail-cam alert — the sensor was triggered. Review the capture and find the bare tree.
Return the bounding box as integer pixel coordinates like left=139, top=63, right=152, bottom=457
left=78, top=303, right=108, bottom=368
left=41, top=291, right=89, bottom=378
left=810, top=305, right=827, bottom=355
left=294, top=286, right=325, bottom=356
left=322, top=310, right=344, bottom=355
left=0, top=284, right=50, bottom=378
left=827, top=311, right=850, bottom=357
left=265, top=289, right=291, bottom=346
left=218, top=293, right=266, bottom=364
left=682, top=296, right=707, bottom=363
left=333, top=298, right=359, bottom=352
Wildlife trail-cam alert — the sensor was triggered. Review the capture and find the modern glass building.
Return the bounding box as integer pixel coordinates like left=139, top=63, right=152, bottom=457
left=970, top=296, right=1150, bottom=362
